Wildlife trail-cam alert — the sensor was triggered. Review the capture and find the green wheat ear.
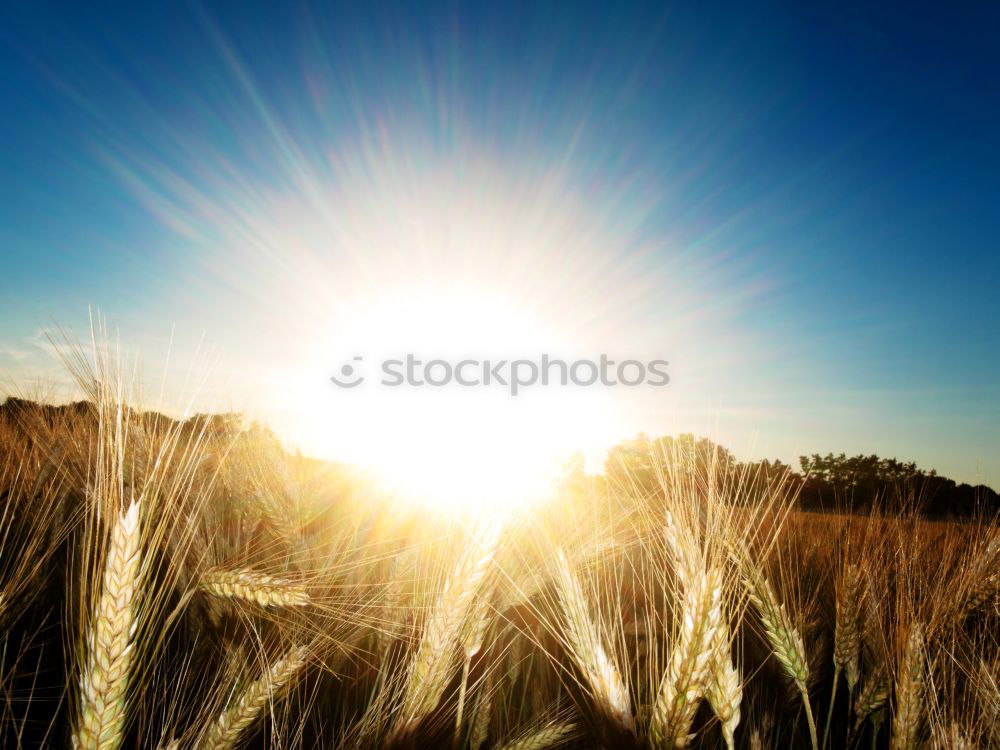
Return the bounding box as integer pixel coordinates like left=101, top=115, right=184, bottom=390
left=740, top=566, right=817, bottom=750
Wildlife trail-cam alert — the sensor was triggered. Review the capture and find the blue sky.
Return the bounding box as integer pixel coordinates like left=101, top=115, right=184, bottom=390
left=1, top=1, right=998, bottom=488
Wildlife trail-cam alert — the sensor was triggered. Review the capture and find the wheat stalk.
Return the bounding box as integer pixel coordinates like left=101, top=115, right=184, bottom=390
left=199, top=569, right=311, bottom=608
left=73, top=498, right=142, bottom=750
left=740, top=566, right=817, bottom=750
left=649, top=566, right=724, bottom=748
left=198, top=644, right=308, bottom=750
left=469, top=670, right=494, bottom=750
left=705, top=625, right=741, bottom=750
left=553, top=547, right=635, bottom=737
left=957, top=538, right=1000, bottom=622
left=496, top=721, right=577, bottom=750
left=854, top=671, right=889, bottom=730
left=834, top=564, right=863, bottom=692
left=456, top=594, right=494, bottom=738
left=824, top=563, right=864, bottom=748
left=890, top=623, right=925, bottom=750
left=377, top=554, right=413, bottom=652
left=657, top=511, right=740, bottom=748
left=972, top=658, right=1000, bottom=748
left=390, top=521, right=501, bottom=739
left=962, top=572, right=1000, bottom=619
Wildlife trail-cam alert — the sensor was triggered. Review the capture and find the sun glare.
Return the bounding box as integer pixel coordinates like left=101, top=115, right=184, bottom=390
left=285, top=286, right=622, bottom=516
left=134, top=141, right=668, bottom=517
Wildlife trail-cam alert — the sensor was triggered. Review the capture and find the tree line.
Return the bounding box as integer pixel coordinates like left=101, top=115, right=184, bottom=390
left=599, top=433, right=999, bottom=518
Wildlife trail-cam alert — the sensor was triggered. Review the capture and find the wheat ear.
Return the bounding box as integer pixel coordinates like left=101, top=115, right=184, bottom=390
left=469, top=670, right=494, bottom=750
left=890, top=623, right=925, bottom=750
left=958, top=538, right=1000, bottom=621
left=376, top=554, right=412, bottom=652
left=705, top=625, right=741, bottom=750
left=834, top=564, right=864, bottom=692
left=199, top=644, right=308, bottom=750
left=553, top=547, right=635, bottom=736
left=649, top=566, right=724, bottom=748
left=74, top=498, right=142, bottom=750
left=853, top=671, right=888, bottom=731
left=496, top=721, right=577, bottom=750
left=663, top=512, right=741, bottom=749
left=199, top=569, right=311, bottom=608
left=741, top=568, right=817, bottom=750
left=391, top=521, right=501, bottom=739
left=824, top=563, right=864, bottom=749
left=456, top=594, right=493, bottom=738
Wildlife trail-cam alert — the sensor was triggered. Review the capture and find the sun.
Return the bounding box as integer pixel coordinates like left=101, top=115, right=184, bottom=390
left=280, top=284, right=621, bottom=517
left=170, top=143, right=657, bottom=517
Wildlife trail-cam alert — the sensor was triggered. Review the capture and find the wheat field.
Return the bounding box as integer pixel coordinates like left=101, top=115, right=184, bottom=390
left=0, top=346, right=997, bottom=749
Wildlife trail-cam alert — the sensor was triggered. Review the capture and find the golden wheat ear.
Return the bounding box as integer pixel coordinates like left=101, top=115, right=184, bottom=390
left=198, top=568, right=311, bottom=608
left=494, top=720, right=578, bottom=750
left=834, top=564, right=864, bottom=692
left=388, top=520, right=501, bottom=743
left=198, top=644, right=309, bottom=750
left=890, top=623, right=926, bottom=750
left=705, top=625, right=741, bottom=750
left=823, top=562, right=865, bottom=749
left=468, top=669, right=494, bottom=750
left=649, top=508, right=741, bottom=749
left=648, top=566, right=724, bottom=748
left=552, top=547, right=636, bottom=741
left=74, top=498, right=143, bottom=750
left=955, top=536, right=1000, bottom=623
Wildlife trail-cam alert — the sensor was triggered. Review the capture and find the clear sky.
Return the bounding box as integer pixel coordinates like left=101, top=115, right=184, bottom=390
left=1, top=1, right=998, bottom=492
